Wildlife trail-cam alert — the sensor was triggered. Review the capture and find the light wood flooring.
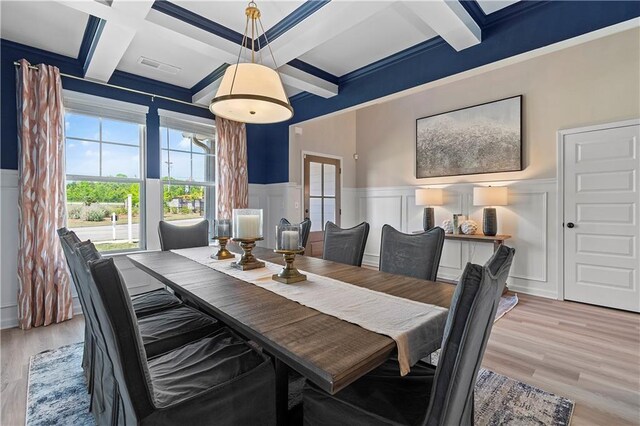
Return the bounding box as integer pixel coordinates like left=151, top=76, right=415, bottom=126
left=1, top=293, right=639, bottom=426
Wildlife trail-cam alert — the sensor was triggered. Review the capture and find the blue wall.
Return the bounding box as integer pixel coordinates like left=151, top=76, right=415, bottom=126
left=0, top=40, right=265, bottom=183
left=260, top=0, right=640, bottom=183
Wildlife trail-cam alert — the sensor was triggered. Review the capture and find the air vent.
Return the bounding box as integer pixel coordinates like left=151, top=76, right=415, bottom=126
left=137, top=57, right=181, bottom=75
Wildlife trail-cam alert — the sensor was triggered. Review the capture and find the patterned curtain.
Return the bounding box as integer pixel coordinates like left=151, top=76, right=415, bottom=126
left=216, top=117, right=249, bottom=219
left=16, top=59, right=72, bottom=329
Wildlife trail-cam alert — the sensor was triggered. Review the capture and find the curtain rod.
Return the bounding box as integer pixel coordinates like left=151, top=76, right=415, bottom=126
left=13, top=61, right=210, bottom=110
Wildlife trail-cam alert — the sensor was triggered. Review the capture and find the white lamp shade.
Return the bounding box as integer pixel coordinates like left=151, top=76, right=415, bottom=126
left=473, top=186, right=508, bottom=206
left=210, top=63, right=293, bottom=124
left=415, top=188, right=443, bottom=206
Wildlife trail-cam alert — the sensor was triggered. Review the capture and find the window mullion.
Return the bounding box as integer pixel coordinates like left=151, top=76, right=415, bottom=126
left=99, top=117, right=103, bottom=177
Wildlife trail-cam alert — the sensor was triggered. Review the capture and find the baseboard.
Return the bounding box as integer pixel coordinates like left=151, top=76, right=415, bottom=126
left=1, top=305, right=18, bottom=329
left=507, top=283, right=558, bottom=300
left=0, top=296, right=83, bottom=330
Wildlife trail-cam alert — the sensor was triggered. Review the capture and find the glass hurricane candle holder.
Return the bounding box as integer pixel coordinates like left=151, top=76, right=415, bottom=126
left=276, top=224, right=302, bottom=251
left=211, top=219, right=234, bottom=260
left=272, top=224, right=306, bottom=284
left=233, top=209, right=263, bottom=239
left=231, top=209, right=265, bottom=270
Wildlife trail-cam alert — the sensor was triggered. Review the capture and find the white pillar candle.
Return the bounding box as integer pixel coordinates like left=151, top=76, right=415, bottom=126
left=282, top=230, right=299, bottom=250
left=235, top=215, right=261, bottom=239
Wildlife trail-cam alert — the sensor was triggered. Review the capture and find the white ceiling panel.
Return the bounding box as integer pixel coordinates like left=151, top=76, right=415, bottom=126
left=117, top=27, right=226, bottom=88
left=0, top=0, right=89, bottom=58
left=171, top=0, right=304, bottom=34
left=297, top=2, right=438, bottom=77
left=476, top=0, right=521, bottom=15
left=283, top=84, right=302, bottom=97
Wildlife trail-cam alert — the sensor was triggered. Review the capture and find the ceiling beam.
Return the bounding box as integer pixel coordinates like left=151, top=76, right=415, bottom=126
left=264, top=1, right=394, bottom=69
left=54, top=0, right=154, bottom=82
left=83, top=20, right=137, bottom=82
left=278, top=64, right=338, bottom=99
left=403, top=0, right=482, bottom=51
left=84, top=0, right=155, bottom=82
left=191, top=64, right=229, bottom=105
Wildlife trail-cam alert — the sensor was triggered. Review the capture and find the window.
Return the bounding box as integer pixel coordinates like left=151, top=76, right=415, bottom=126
left=64, top=96, right=146, bottom=253
left=160, top=118, right=216, bottom=237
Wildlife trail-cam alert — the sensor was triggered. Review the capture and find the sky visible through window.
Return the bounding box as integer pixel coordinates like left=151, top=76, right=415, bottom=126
left=161, top=127, right=215, bottom=183
left=65, top=113, right=141, bottom=178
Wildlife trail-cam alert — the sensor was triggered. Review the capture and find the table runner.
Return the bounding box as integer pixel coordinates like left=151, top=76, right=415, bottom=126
left=172, top=246, right=449, bottom=375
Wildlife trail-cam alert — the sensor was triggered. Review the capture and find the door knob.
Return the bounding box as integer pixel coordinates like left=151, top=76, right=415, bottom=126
left=566, top=222, right=575, bottom=228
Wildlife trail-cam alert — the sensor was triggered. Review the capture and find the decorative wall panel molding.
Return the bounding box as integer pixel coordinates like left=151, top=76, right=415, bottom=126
left=346, top=179, right=558, bottom=299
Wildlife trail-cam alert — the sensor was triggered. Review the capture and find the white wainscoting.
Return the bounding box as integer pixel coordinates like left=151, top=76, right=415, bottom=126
left=347, top=179, right=558, bottom=299
left=1, top=169, right=20, bottom=328
left=249, top=182, right=302, bottom=248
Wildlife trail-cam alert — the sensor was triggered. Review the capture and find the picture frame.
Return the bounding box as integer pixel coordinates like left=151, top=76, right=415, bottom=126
left=415, top=95, right=523, bottom=179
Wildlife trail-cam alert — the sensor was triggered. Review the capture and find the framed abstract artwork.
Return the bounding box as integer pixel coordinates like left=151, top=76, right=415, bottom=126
left=416, top=95, right=523, bottom=178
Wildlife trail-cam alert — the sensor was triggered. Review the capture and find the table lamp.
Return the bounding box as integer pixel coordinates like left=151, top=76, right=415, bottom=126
left=473, top=186, right=508, bottom=236
left=415, top=188, right=443, bottom=231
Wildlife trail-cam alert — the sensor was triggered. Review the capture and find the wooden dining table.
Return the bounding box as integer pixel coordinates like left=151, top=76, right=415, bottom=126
left=128, top=246, right=454, bottom=425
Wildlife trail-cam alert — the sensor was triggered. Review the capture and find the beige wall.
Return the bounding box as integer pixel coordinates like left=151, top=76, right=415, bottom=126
left=352, top=28, right=640, bottom=187
left=288, top=110, right=357, bottom=187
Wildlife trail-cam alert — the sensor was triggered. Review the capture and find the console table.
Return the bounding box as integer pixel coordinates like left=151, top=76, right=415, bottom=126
left=412, top=231, right=511, bottom=251
left=413, top=231, right=512, bottom=292
left=443, top=233, right=511, bottom=251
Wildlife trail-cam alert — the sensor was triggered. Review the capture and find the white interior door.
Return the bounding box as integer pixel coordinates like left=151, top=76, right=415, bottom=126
left=563, top=123, right=640, bottom=312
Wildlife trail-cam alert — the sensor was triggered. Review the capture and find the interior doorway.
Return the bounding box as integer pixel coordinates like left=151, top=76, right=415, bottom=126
left=303, top=153, right=341, bottom=257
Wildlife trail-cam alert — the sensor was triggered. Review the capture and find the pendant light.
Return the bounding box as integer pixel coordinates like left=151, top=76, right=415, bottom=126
left=209, top=1, right=293, bottom=124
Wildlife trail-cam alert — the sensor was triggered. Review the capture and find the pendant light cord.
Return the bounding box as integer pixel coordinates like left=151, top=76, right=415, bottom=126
left=224, top=1, right=292, bottom=109
left=229, top=8, right=252, bottom=98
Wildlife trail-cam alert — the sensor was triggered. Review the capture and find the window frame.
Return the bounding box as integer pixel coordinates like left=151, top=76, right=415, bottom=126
left=64, top=109, right=148, bottom=254
left=159, top=123, right=217, bottom=238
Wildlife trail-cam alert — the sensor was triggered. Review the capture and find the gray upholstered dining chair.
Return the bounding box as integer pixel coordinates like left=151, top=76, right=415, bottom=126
left=303, top=249, right=515, bottom=426
left=279, top=217, right=312, bottom=250
left=59, top=228, right=182, bottom=319
left=73, top=241, right=221, bottom=358
left=322, top=221, right=370, bottom=267
left=485, top=244, right=516, bottom=295
left=379, top=225, right=445, bottom=281
left=158, top=219, right=209, bottom=251
left=60, top=229, right=224, bottom=403
left=57, top=228, right=96, bottom=387
left=74, top=251, right=276, bottom=426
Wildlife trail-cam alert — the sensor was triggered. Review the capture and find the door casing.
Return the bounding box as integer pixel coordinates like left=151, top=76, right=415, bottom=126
left=556, top=118, right=640, bottom=301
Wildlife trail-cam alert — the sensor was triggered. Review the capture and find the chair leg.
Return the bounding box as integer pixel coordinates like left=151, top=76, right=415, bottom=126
left=275, top=358, right=289, bottom=426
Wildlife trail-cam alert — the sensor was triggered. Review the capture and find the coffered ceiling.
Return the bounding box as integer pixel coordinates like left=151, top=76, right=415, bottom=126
left=0, top=0, right=525, bottom=104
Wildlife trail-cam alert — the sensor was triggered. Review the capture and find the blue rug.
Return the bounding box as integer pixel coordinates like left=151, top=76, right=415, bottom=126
left=28, top=341, right=573, bottom=426
left=26, top=343, right=93, bottom=426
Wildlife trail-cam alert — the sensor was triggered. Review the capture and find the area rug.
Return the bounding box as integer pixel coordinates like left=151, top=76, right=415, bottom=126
left=26, top=344, right=93, bottom=426
left=427, top=350, right=574, bottom=425
left=496, top=293, right=519, bottom=322
left=28, top=338, right=572, bottom=426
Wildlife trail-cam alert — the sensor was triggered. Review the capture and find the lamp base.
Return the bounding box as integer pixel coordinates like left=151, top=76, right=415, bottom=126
left=423, top=207, right=435, bottom=231
left=483, top=208, right=498, bottom=236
